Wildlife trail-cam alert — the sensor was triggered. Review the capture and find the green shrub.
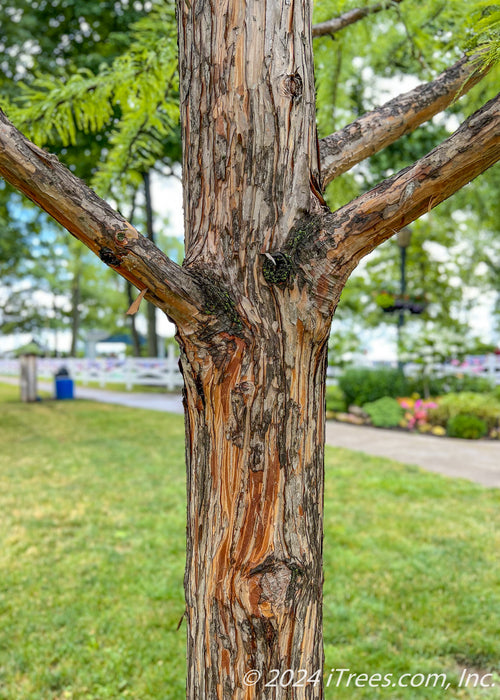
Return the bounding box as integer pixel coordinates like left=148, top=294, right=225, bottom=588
left=325, top=384, right=346, bottom=412
left=446, top=413, right=488, bottom=440
left=407, top=374, right=493, bottom=397
left=428, top=392, right=500, bottom=431
left=362, top=397, right=404, bottom=428
left=338, top=367, right=408, bottom=406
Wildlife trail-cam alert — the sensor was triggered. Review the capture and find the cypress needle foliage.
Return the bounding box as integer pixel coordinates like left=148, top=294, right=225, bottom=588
left=6, top=2, right=180, bottom=197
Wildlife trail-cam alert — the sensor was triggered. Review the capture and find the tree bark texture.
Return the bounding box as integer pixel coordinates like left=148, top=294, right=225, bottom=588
left=0, top=2, right=499, bottom=696
left=143, top=171, right=159, bottom=357
left=179, top=326, right=328, bottom=698
left=176, top=0, right=333, bottom=695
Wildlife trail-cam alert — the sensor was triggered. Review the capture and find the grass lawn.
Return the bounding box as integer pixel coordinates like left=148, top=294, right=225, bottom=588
left=0, top=382, right=499, bottom=699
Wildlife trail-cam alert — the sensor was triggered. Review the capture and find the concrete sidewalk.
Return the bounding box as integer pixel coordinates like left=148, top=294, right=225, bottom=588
left=2, top=377, right=499, bottom=487
left=0, top=376, right=184, bottom=413
left=325, top=421, right=500, bottom=488
left=70, top=384, right=184, bottom=413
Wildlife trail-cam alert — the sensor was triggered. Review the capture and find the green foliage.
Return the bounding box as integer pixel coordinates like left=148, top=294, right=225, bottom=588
left=428, top=392, right=500, bottom=431
left=0, top=182, right=35, bottom=271
left=328, top=325, right=365, bottom=368
left=467, top=2, right=500, bottom=68
left=338, top=367, right=408, bottom=406
left=313, top=0, right=500, bottom=147
left=362, top=396, right=404, bottom=428
left=0, top=217, right=129, bottom=348
left=313, top=0, right=500, bottom=350
left=0, top=0, right=147, bottom=86
left=446, top=413, right=488, bottom=439
left=7, top=4, right=180, bottom=196
left=0, top=0, right=153, bottom=188
left=0, top=2, right=183, bottom=351
left=325, top=384, right=346, bottom=412
left=367, top=123, right=450, bottom=187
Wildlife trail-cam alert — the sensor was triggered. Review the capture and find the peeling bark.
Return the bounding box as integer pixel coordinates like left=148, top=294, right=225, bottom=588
left=176, top=1, right=331, bottom=693
left=177, top=0, right=321, bottom=267
left=179, top=320, right=329, bottom=698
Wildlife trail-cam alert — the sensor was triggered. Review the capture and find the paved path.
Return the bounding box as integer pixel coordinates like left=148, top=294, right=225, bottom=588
left=325, top=421, right=500, bottom=488
left=0, top=376, right=185, bottom=414
left=2, top=377, right=499, bottom=487
left=71, top=385, right=185, bottom=413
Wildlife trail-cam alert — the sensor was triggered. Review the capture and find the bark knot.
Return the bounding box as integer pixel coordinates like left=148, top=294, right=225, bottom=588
left=282, top=71, right=303, bottom=101
left=262, top=252, right=293, bottom=287
left=98, top=247, right=122, bottom=267
left=248, top=556, right=306, bottom=615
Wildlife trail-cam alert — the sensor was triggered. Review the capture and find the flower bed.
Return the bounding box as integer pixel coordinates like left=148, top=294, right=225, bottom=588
left=327, top=391, right=500, bottom=440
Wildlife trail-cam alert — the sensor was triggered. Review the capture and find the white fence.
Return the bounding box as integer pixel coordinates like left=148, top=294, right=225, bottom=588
left=1, top=352, right=499, bottom=390
left=326, top=354, right=500, bottom=386
left=409, top=354, right=500, bottom=386
left=0, top=346, right=183, bottom=391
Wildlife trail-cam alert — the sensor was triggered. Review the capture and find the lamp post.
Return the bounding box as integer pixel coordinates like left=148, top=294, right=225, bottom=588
left=396, top=227, right=412, bottom=369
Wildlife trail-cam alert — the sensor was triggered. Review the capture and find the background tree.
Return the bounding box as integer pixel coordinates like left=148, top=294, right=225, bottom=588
left=0, top=0, right=179, bottom=355
left=0, top=219, right=126, bottom=354
left=313, top=0, right=500, bottom=364
left=1, top=0, right=499, bottom=697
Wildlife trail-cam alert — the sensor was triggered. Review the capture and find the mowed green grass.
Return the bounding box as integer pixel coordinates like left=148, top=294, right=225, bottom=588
left=0, top=382, right=499, bottom=699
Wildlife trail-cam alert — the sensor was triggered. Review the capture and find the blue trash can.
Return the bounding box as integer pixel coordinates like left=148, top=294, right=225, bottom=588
left=54, top=367, right=74, bottom=399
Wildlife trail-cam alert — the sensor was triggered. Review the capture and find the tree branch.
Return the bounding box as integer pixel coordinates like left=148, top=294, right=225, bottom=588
left=319, top=54, right=490, bottom=187
left=312, top=0, right=404, bottom=38
left=0, top=110, right=204, bottom=328
left=304, top=94, right=500, bottom=310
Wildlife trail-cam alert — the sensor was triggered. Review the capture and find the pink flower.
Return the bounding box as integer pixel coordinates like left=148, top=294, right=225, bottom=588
left=400, top=397, right=438, bottom=431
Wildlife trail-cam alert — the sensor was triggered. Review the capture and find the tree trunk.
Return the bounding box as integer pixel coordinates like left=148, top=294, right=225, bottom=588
left=143, top=171, right=159, bottom=357
left=176, top=0, right=331, bottom=694
left=178, top=322, right=329, bottom=698
left=70, top=268, right=81, bottom=357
